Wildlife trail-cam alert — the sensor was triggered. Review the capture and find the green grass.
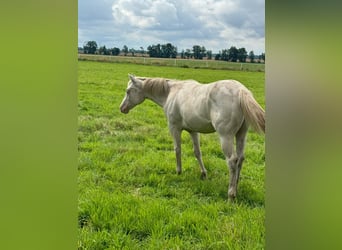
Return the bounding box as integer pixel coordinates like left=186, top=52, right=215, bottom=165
left=78, top=60, right=265, bottom=249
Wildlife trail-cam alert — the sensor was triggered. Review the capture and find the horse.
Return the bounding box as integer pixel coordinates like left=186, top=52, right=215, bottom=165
left=120, top=74, right=265, bottom=200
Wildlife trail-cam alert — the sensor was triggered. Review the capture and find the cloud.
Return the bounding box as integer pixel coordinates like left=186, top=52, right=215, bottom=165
left=112, top=0, right=179, bottom=29
left=79, top=0, right=114, bottom=22
left=78, top=0, right=265, bottom=54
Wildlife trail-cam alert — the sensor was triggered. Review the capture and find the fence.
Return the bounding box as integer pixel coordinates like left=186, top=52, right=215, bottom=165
left=78, top=54, right=265, bottom=72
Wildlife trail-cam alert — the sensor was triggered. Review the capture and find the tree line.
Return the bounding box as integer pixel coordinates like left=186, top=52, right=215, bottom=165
left=215, top=46, right=265, bottom=63
left=81, top=41, right=265, bottom=62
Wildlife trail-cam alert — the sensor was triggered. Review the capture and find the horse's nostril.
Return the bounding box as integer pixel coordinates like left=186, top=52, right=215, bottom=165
left=120, top=105, right=129, bottom=114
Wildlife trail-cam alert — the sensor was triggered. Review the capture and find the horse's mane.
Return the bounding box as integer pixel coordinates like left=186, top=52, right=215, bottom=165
left=141, top=77, right=170, bottom=97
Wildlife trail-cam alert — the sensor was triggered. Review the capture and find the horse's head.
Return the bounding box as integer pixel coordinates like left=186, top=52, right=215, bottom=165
left=120, top=74, right=145, bottom=114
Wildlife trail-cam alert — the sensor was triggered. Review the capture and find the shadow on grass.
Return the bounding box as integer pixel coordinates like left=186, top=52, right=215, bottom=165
left=214, top=180, right=264, bottom=208
left=125, top=161, right=264, bottom=208
left=181, top=167, right=264, bottom=208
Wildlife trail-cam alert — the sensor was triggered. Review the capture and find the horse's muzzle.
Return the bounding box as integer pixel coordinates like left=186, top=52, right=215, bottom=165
left=120, top=104, right=129, bottom=114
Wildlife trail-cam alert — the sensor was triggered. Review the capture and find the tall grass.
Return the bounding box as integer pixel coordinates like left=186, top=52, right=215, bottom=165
left=78, top=60, right=265, bottom=249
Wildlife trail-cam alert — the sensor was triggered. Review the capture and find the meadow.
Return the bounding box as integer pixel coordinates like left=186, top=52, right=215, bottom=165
left=78, top=54, right=265, bottom=72
left=78, top=60, right=265, bottom=249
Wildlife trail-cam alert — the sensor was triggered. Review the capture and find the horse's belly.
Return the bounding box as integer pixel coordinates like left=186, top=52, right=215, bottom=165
left=182, top=116, right=215, bottom=133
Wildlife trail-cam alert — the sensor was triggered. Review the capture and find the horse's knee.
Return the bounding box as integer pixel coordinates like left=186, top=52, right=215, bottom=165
left=237, top=155, right=245, bottom=169
left=228, top=156, right=238, bottom=170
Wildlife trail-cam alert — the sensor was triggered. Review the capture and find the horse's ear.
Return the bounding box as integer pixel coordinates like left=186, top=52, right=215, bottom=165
left=128, top=74, right=142, bottom=88
left=128, top=73, right=135, bottom=81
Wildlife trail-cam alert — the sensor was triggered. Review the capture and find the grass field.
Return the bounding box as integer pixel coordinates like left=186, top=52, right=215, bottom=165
left=78, top=60, right=265, bottom=249
left=78, top=54, right=265, bottom=72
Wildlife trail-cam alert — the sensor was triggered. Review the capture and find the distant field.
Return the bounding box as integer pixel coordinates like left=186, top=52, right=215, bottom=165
left=78, top=60, right=265, bottom=249
left=78, top=54, right=265, bottom=72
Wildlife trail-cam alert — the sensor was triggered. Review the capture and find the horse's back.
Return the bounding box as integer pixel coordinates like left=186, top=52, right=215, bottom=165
left=210, top=80, right=248, bottom=94
left=164, top=79, right=246, bottom=133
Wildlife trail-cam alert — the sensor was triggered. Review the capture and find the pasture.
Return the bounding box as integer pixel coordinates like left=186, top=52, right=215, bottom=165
left=78, top=54, right=265, bottom=72
left=78, top=60, right=265, bottom=249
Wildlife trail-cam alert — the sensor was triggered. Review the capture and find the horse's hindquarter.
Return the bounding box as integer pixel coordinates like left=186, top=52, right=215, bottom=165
left=209, top=80, right=246, bottom=134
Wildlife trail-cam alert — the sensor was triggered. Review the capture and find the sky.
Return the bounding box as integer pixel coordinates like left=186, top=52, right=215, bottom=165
left=78, top=0, right=265, bottom=55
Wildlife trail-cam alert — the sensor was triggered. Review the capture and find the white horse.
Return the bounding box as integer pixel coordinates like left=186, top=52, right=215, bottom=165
left=120, top=74, right=265, bottom=200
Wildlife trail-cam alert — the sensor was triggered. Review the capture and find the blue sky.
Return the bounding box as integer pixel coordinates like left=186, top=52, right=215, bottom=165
left=79, top=0, right=264, bottom=54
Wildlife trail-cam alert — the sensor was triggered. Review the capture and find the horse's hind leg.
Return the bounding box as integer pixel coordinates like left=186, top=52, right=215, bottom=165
left=190, top=132, right=207, bottom=179
left=235, top=121, right=248, bottom=188
left=218, top=133, right=238, bottom=200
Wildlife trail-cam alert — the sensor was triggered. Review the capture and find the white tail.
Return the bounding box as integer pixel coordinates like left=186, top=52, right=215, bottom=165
left=239, top=89, right=265, bottom=134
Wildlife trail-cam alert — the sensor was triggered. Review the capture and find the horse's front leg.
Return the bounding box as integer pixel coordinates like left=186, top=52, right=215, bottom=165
left=169, top=126, right=182, bottom=174
left=190, top=132, right=207, bottom=179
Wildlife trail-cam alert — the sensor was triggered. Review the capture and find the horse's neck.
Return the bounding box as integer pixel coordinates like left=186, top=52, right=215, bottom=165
left=143, top=79, right=170, bottom=107
left=146, top=90, right=169, bottom=107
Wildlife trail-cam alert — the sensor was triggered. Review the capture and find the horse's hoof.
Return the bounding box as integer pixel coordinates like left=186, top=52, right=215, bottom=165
left=228, top=189, right=237, bottom=201
left=228, top=195, right=236, bottom=200
left=200, top=172, right=207, bottom=180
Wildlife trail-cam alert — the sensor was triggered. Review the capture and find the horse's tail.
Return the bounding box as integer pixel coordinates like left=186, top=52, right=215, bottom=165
left=239, top=89, right=265, bottom=134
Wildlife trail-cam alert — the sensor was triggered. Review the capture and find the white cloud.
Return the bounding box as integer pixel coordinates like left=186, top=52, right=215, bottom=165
left=113, top=0, right=183, bottom=30
left=78, top=0, right=265, bottom=54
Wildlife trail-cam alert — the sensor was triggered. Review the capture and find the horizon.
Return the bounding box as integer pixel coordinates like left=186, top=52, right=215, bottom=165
left=79, top=0, right=265, bottom=55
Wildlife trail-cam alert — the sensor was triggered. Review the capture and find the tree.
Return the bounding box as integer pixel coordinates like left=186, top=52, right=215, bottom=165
left=193, top=45, right=206, bottom=59
left=147, top=44, right=161, bottom=57
left=171, top=44, right=178, bottom=58
left=159, top=43, right=176, bottom=58
left=260, top=53, right=265, bottom=62
left=207, top=50, right=212, bottom=60
left=228, top=46, right=238, bottom=62
left=83, top=41, right=97, bottom=54
left=129, top=48, right=135, bottom=56
left=184, top=49, right=192, bottom=59
left=99, top=45, right=110, bottom=55
left=237, top=48, right=248, bottom=62
left=249, top=51, right=255, bottom=63
left=122, top=45, right=128, bottom=56
left=180, top=49, right=185, bottom=59
left=221, top=49, right=229, bottom=61
left=140, top=47, right=145, bottom=57
left=110, top=47, right=120, bottom=56
left=193, top=45, right=200, bottom=59
left=201, top=46, right=206, bottom=59
left=148, top=43, right=177, bottom=58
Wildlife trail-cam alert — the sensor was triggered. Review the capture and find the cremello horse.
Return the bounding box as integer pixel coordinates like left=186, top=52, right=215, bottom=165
left=120, top=74, right=265, bottom=200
